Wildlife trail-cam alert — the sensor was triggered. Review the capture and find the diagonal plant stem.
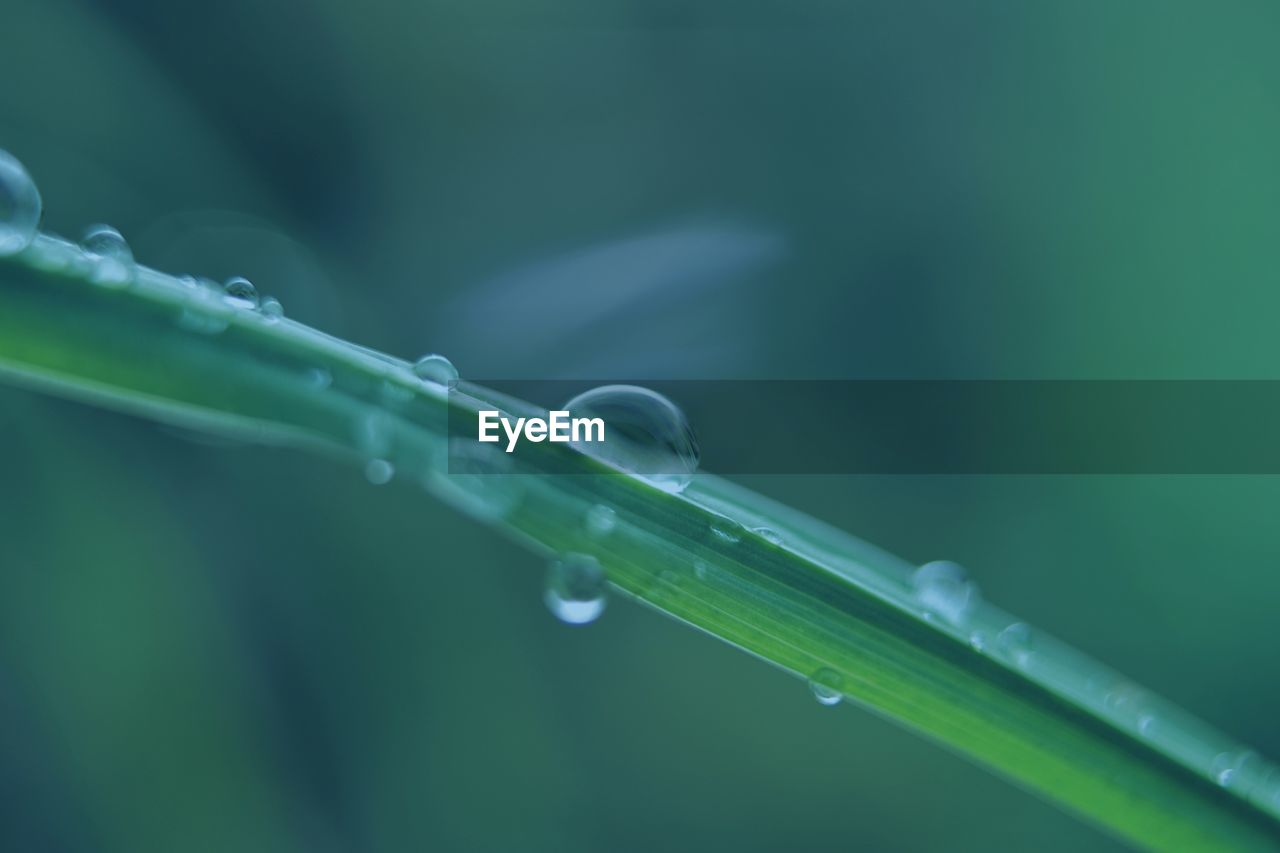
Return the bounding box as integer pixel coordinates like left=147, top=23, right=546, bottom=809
left=2, top=232, right=1279, bottom=851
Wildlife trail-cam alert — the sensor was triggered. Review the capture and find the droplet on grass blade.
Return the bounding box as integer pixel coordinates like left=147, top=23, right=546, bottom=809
left=584, top=504, right=617, bottom=537
left=0, top=150, right=41, bottom=256
left=912, top=560, right=980, bottom=626
left=413, top=353, right=458, bottom=387
left=223, top=275, right=259, bottom=309
left=81, top=224, right=135, bottom=287
left=809, top=667, right=845, bottom=706
left=545, top=553, right=607, bottom=624
left=561, top=385, right=699, bottom=493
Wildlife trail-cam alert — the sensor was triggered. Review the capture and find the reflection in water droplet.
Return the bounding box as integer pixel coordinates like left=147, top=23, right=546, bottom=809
left=364, top=459, right=394, bottom=485
left=0, top=150, right=41, bottom=256
left=81, top=224, right=134, bottom=287
left=223, top=276, right=259, bottom=309
left=809, top=667, right=845, bottom=706
left=912, top=561, right=981, bottom=626
left=584, top=504, right=617, bottom=537
left=562, top=385, right=699, bottom=493
left=995, top=622, right=1034, bottom=666
left=544, top=553, right=607, bottom=624
left=413, top=353, right=458, bottom=386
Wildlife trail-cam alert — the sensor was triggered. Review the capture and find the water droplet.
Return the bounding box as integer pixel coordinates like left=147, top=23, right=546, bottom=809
left=911, top=561, right=981, bottom=626
left=80, top=224, right=134, bottom=287
left=710, top=521, right=741, bottom=544
left=753, top=527, right=784, bottom=545
left=413, top=353, right=458, bottom=387
left=0, top=150, right=41, bottom=256
left=968, top=631, right=988, bottom=652
left=222, top=276, right=259, bottom=309
left=260, top=296, right=284, bottom=321
left=1136, top=714, right=1156, bottom=736
left=305, top=367, right=333, bottom=390
left=1212, top=751, right=1257, bottom=788
left=584, top=504, right=617, bottom=537
left=808, top=667, right=845, bottom=706
left=561, top=385, right=699, bottom=493
left=995, top=622, right=1034, bottom=666
left=693, top=559, right=709, bottom=580
left=364, top=459, right=394, bottom=485
left=544, top=554, right=607, bottom=624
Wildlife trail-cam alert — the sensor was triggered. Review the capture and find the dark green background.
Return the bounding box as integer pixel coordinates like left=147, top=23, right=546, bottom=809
left=2, top=2, right=1278, bottom=850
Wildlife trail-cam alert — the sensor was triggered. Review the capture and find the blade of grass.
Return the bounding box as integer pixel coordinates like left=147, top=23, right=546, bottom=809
left=2, top=232, right=1278, bottom=851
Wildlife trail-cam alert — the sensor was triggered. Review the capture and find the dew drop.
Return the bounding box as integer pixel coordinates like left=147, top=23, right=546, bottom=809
left=753, top=527, right=784, bottom=545
left=364, top=459, right=394, bottom=485
left=259, top=296, right=284, bottom=321
left=710, top=524, right=741, bottom=544
left=911, top=560, right=981, bottom=626
left=968, top=631, right=988, bottom=652
left=0, top=150, right=42, bottom=256
left=413, top=353, right=458, bottom=387
left=808, top=667, right=845, bottom=706
left=305, top=367, right=333, bottom=390
left=693, top=559, right=709, bottom=580
left=561, top=385, right=700, bottom=493
left=995, top=622, right=1035, bottom=666
left=544, top=553, right=607, bottom=625
left=81, top=224, right=134, bottom=287
left=1212, top=751, right=1257, bottom=789
left=223, top=276, right=259, bottom=309
left=584, top=504, right=617, bottom=537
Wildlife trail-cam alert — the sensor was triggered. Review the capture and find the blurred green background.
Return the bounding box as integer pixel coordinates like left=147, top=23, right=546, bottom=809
left=3, top=1, right=1279, bottom=850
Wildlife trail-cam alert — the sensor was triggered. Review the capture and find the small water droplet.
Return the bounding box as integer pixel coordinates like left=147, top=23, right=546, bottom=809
left=561, top=385, right=700, bottom=493
left=912, top=561, right=981, bottom=626
left=305, top=367, right=333, bottom=390
left=1136, top=714, right=1156, bottom=736
left=995, top=622, right=1034, bottom=666
left=80, top=224, right=134, bottom=287
left=753, top=527, right=783, bottom=545
left=413, top=353, right=458, bottom=387
left=584, top=504, right=617, bottom=537
left=364, top=459, right=394, bottom=485
left=259, top=296, right=284, bottom=321
left=808, top=667, right=845, bottom=706
left=693, top=559, right=709, bottom=580
left=0, top=150, right=42, bottom=256
left=710, top=524, right=741, bottom=544
left=544, top=554, right=607, bottom=624
left=222, top=276, right=259, bottom=309
left=1212, top=751, right=1257, bottom=789
left=968, top=631, right=988, bottom=652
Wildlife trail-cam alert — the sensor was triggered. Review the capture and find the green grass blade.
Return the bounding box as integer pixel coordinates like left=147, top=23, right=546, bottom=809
left=2, top=233, right=1279, bottom=851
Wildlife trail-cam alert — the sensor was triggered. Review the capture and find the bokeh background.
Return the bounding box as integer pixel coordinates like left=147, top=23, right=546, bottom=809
left=3, top=2, right=1280, bottom=850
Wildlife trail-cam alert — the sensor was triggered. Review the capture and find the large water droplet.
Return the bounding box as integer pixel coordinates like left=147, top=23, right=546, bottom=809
left=413, top=353, right=458, bottom=387
left=995, top=622, right=1035, bottom=666
left=710, top=521, right=741, bottom=544
left=584, top=504, right=617, bottom=537
left=544, top=554, right=607, bottom=624
left=808, top=667, right=845, bottom=706
left=223, top=276, right=259, bottom=309
left=911, top=561, right=981, bottom=626
left=81, top=224, right=134, bottom=287
left=753, top=527, right=784, bottom=545
left=561, top=385, right=699, bottom=493
left=0, top=150, right=41, bottom=256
